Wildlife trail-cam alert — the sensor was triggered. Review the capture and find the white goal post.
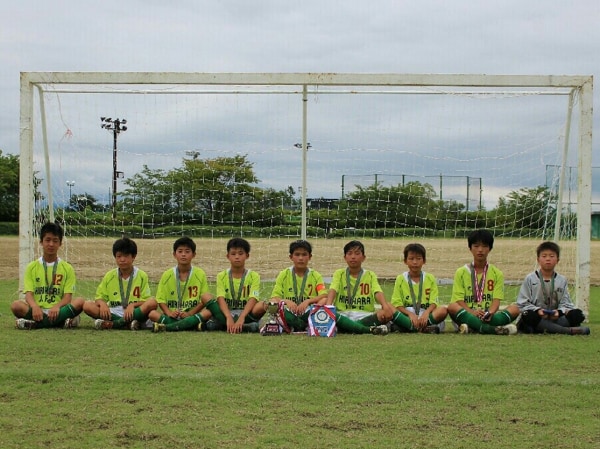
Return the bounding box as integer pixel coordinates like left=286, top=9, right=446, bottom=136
left=19, top=72, right=593, bottom=315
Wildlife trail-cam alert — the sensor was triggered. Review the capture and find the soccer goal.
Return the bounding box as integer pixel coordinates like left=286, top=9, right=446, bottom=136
left=19, top=73, right=593, bottom=315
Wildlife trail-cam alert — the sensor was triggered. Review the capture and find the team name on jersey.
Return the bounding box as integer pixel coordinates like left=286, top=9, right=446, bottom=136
left=337, top=295, right=373, bottom=309
left=166, top=299, right=200, bottom=310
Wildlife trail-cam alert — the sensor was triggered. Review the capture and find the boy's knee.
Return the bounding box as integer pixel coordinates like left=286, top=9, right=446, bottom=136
left=566, top=309, right=585, bottom=327
left=10, top=300, right=27, bottom=315
left=521, top=310, right=541, bottom=328
left=446, top=302, right=461, bottom=317
left=71, top=297, right=85, bottom=310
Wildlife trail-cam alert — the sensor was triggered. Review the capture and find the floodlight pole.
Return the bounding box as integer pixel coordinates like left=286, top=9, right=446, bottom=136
left=101, top=117, right=127, bottom=219
left=66, top=180, right=75, bottom=209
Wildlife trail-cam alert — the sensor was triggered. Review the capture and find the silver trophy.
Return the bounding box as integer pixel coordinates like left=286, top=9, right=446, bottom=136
left=260, top=301, right=282, bottom=336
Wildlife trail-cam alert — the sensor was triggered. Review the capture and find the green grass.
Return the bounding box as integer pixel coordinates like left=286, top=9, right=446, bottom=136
left=0, top=281, right=598, bottom=449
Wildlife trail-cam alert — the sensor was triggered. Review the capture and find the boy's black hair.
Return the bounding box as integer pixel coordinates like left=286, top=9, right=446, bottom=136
left=39, top=222, right=64, bottom=242
left=173, top=236, right=196, bottom=253
left=289, top=239, right=312, bottom=255
left=403, top=243, right=426, bottom=262
left=112, top=236, right=138, bottom=257
left=344, top=240, right=365, bottom=255
left=227, top=237, right=250, bottom=254
left=467, top=229, right=494, bottom=250
left=536, top=241, right=560, bottom=259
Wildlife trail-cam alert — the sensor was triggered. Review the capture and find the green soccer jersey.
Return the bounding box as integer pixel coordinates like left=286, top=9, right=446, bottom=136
left=391, top=271, right=439, bottom=310
left=156, top=266, right=211, bottom=311
left=95, top=267, right=152, bottom=308
left=451, top=263, right=504, bottom=310
left=216, top=269, right=261, bottom=311
left=23, top=257, right=76, bottom=309
left=271, top=267, right=327, bottom=304
left=329, top=268, right=382, bottom=312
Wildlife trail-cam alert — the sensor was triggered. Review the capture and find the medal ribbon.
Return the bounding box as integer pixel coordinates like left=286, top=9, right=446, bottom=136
left=228, top=269, right=248, bottom=304
left=42, top=258, right=59, bottom=302
left=176, top=267, right=192, bottom=310
left=292, top=268, right=309, bottom=305
left=470, top=263, right=488, bottom=304
left=118, top=268, right=135, bottom=308
left=407, top=272, right=424, bottom=314
left=345, top=268, right=363, bottom=309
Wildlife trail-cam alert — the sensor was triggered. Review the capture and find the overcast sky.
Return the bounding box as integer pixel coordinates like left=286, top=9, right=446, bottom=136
left=1, top=0, right=599, bottom=209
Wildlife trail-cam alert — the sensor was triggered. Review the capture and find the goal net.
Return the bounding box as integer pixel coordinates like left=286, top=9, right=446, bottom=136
left=19, top=73, right=593, bottom=314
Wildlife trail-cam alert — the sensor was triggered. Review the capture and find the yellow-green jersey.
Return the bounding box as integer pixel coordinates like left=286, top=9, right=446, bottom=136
left=216, top=269, right=261, bottom=311
left=95, top=267, right=152, bottom=308
left=23, top=257, right=76, bottom=309
left=156, top=266, right=210, bottom=311
left=451, top=263, right=504, bottom=310
left=391, top=271, right=439, bottom=309
left=329, top=268, right=382, bottom=312
left=271, top=267, right=327, bottom=304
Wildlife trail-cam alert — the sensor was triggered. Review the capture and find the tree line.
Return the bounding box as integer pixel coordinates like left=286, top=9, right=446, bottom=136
left=0, top=151, right=569, bottom=236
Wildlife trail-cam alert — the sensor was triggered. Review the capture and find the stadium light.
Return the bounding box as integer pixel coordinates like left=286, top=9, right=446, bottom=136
left=100, top=117, right=127, bottom=219
left=66, top=181, right=75, bottom=208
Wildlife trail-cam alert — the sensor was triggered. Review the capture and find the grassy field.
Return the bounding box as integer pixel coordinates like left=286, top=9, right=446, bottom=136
left=0, top=279, right=598, bottom=449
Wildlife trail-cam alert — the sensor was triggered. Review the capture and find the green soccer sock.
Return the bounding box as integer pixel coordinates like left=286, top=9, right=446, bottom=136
left=110, top=318, right=126, bottom=329
left=132, top=307, right=147, bottom=322
left=391, top=311, right=414, bottom=331
left=204, top=299, right=227, bottom=325
left=166, top=314, right=201, bottom=331
left=455, top=309, right=485, bottom=332
left=335, top=313, right=372, bottom=334
left=490, top=310, right=512, bottom=326
left=283, top=309, right=308, bottom=331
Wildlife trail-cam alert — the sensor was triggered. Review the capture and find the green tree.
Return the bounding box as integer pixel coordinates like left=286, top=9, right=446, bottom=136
left=119, top=154, right=291, bottom=227
left=341, top=181, right=441, bottom=229
left=0, top=151, right=19, bottom=221
left=495, top=186, right=556, bottom=231
left=71, top=193, right=100, bottom=212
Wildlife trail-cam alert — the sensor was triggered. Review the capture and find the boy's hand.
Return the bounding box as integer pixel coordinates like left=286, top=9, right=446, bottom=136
left=47, top=305, right=60, bottom=322
left=416, top=314, right=429, bottom=329
left=228, top=318, right=242, bottom=334
left=296, top=300, right=311, bottom=315
left=99, top=304, right=111, bottom=320
left=284, top=300, right=298, bottom=314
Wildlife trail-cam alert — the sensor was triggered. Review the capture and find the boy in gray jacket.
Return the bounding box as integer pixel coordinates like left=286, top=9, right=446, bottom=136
left=517, top=241, right=589, bottom=335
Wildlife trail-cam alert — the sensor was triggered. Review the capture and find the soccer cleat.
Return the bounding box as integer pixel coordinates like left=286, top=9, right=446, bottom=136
left=422, top=325, right=441, bottom=334
left=241, top=322, right=260, bottom=333
left=130, top=320, right=140, bottom=331
left=153, top=322, right=166, bottom=333
left=199, top=319, right=223, bottom=331
left=459, top=323, right=470, bottom=334
left=570, top=326, right=591, bottom=335
left=389, top=323, right=402, bottom=333
left=495, top=324, right=518, bottom=335
left=63, top=315, right=80, bottom=329
left=370, top=324, right=389, bottom=335
left=15, top=318, right=36, bottom=330
left=94, top=319, right=113, bottom=330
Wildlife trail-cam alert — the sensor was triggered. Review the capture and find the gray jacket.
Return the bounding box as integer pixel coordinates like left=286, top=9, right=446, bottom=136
left=516, top=270, right=575, bottom=313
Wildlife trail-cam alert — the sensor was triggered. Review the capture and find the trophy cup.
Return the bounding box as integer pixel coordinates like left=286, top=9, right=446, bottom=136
left=260, top=301, right=283, bottom=336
